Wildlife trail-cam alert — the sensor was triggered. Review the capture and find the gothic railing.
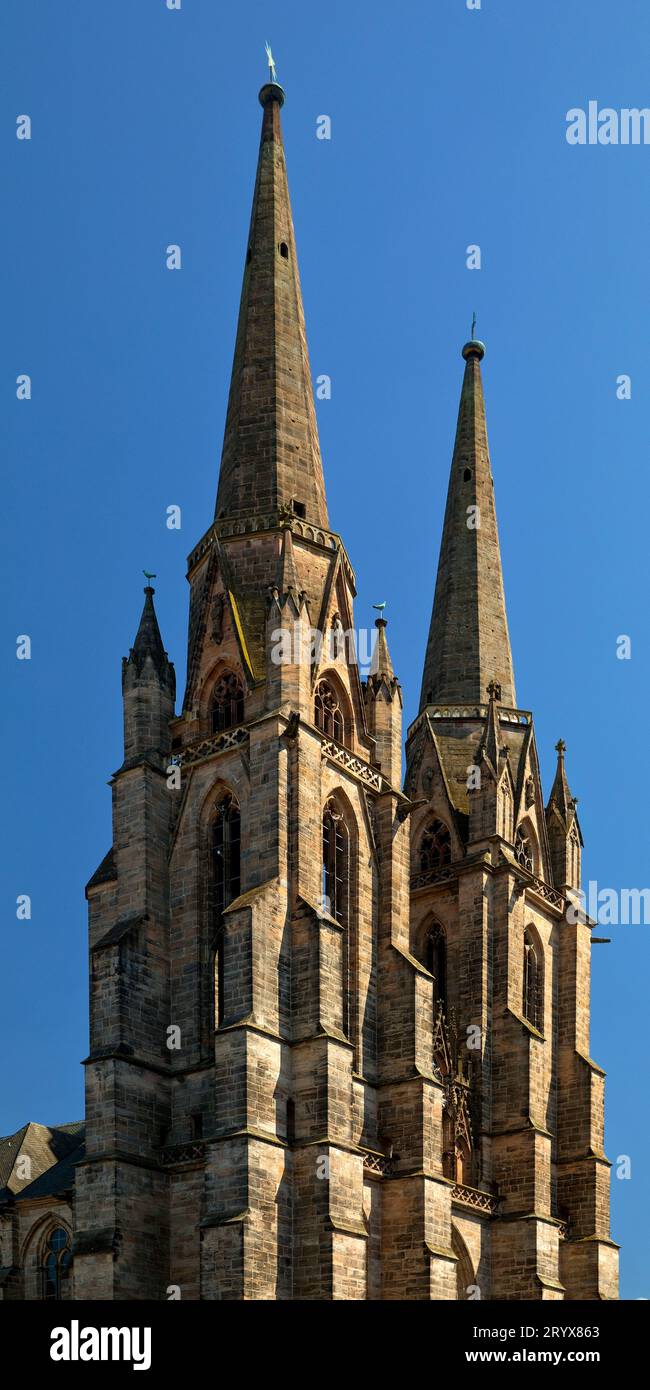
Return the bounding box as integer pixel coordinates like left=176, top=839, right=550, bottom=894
left=407, top=704, right=532, bottom=743
left=159, top=1141, right=206, bottom=1168
left=320, top=737, right=383, bottom=792
left=410, top=864, right=457, bottom=892
left=451, top=1183, right=499, bottom=1216
left=527, top=873, right=564, bottom=911
left=177, top=725, right=249, bottom=768
left=362, top=1149, right=394, bottom=1177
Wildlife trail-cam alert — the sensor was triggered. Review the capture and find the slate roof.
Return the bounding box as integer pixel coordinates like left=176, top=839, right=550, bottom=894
left=15, top=1131, right=85, bottom=1201
left=0, top=1124, right=29, bottom=1190
left=0, top=1122, right=84, bottom=1204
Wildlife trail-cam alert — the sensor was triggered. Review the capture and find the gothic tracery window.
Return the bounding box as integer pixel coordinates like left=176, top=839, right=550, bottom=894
left=425, top=920, right=447, bottom=1006
left=212, top=793, right=241, bottom=1028
left=315, top=679, right=346, bottom=744
left=523, top=929, right=542, bottom=1030
left=43, top=1226, right=72, bottom=1301
left=419, top=818, right=452, bottom=873
left=514, top=825, right=533, bottom=873
left=211, top=671, right=245, bottom=734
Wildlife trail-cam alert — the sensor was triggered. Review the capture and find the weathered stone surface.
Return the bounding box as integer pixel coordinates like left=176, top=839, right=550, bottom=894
left=1, top=80, right=617, bottom=1304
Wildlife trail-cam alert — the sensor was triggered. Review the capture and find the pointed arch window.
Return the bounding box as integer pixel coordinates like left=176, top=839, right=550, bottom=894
left=568, top=823, right=580, bottom=886
left=515, top=825, right=534, bottom=873
left=212, top=793, right=241, bottom=1029
left=442, top=1102, right=473, bottom=1187
left=523, top=929, right=542, bottom=1030
left=454, top=1229, right=476, bottom=1301
left=211, top=671, right=245, bottom=734
left=419, top=818, right=452, bottom=873
left=425, top=920, right=447, bottom=1006
left=315, top=679, right=346, bottom=744
left=322, top=797, right=353, bottom=1041
left=43, top=1226, right=72, bottom=1300
left=322, top=799, right=349, bottom=926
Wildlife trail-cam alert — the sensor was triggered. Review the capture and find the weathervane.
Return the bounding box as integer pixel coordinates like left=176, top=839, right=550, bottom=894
left=373, top=601, right=387, bottom=619
left=143, top=570, right=157, bottom=584
left=265, top=41, right=277, bottom=83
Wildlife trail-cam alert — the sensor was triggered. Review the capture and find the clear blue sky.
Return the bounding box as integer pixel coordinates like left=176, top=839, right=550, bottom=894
left=2, top=0, right=648, bottom=1298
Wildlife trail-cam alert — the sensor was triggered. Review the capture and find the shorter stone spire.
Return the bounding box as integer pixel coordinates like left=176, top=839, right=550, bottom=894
left=121, top=585, right=175, bottom=765
left=419, top=338, right=516, bottom=711
left=365, top=618, right=401, bottom=785
left=124, top=586, right=175, bottom=691
left=369, top=617, right=395, bottom=682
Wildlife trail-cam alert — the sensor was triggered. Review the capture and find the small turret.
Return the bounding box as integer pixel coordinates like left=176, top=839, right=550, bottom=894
left=365, top=618, right=402, bottom=785
left=122, top=585, right=175, bottom=763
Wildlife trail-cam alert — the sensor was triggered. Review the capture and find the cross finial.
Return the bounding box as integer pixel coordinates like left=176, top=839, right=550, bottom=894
left=265, top=41, right=277, bottom=83
left=555, top=738, right=566, bottom=757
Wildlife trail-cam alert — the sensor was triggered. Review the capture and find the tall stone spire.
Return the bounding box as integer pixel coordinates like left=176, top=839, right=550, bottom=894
left=214, top=80, right=329, bottom=528
left=419, top=339, right=516, bottom=710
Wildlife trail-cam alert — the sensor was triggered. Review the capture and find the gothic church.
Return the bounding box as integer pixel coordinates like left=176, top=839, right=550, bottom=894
left=0, top=78, right=618, bottom=1301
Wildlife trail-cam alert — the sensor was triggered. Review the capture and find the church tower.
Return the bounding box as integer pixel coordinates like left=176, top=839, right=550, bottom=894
left=74, top=82, right=618, bottom=1301
left=405, top=336, right=619, bottom=1299
left=77, top=75, right=438, bottom=1302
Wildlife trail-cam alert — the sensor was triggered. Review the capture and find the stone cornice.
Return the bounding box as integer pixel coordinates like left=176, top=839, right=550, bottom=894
left=187, top=515, right=356, bottom=591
